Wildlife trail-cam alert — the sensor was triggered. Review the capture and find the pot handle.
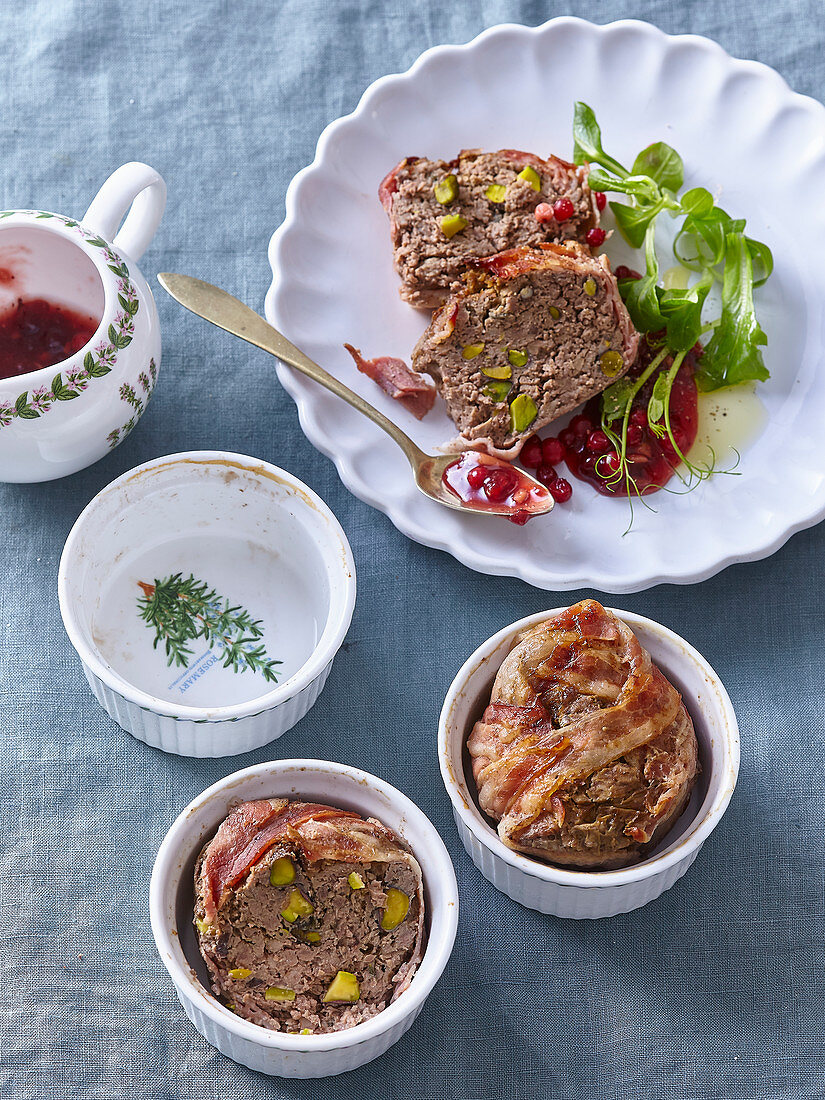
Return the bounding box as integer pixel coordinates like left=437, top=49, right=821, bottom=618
left=83, top=162, right=166, bottom=262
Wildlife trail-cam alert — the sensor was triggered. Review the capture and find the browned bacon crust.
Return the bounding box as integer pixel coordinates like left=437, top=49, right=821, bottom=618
left=467, top=601, right=699, bottom=869
left=200, top=799, right=406, bottom=922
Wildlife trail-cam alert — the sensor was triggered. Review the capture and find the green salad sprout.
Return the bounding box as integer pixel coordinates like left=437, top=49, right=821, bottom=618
left=571, top=103, right=773, bottom=503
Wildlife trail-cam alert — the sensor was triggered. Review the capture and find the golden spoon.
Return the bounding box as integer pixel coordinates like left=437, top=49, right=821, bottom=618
left=157, top=273, right=553, bottom=519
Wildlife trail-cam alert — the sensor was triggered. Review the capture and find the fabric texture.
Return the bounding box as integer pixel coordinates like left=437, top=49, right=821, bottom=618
left=1, top=1, right=823, bottom=1097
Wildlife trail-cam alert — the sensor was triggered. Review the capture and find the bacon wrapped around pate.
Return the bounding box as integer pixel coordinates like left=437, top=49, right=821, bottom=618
left=194, top=799, right=425, bottom=1034
left=467, top=601, right=699, bottom=869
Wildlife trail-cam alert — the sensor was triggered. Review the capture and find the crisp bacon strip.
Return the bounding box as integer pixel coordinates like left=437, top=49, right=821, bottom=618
left=199, top=799, right=410, bottom=922
left=467, top=600, right=687, bottom=853
left=472, top=242, right=581, bottom=280
left=344, top=343, right=436, bottom=420
left=496, top=148, right=550, bottom=169
left=497, top=148, right=582, bottom=177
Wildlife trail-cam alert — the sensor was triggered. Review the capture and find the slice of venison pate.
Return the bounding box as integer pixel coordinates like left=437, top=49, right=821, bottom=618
left=379, top=149, right=599, bottom=309
left=411, top=242, right=639, bottom=457
left=194, top=798, right=425, bottom=1035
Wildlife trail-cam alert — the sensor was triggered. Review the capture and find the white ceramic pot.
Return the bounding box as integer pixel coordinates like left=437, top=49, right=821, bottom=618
left=58, top=452, right=356, bottom=756
left=0, top=161, right=165, bottom=482
left=439, top=607, right=740, bottom=919
left=150, top=759, right=459, bottom=1078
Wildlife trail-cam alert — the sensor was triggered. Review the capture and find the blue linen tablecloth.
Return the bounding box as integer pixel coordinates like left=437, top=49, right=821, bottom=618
left=1, top=1, right=823, bottom=1097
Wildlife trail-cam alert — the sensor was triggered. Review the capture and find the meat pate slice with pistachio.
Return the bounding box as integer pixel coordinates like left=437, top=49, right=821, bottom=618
left=379, top=149, right=599, bottom=309
left=411, top=242, right=638, bottom=458
left=194, top=799, right=425, bottom=1035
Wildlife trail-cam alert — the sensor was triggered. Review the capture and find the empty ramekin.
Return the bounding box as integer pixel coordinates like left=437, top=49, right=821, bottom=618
left=439, top=607, right=739, bottom=919
left=150, top=759, right=459, bottom=1078
left=58, top=452, right=356, bottom=756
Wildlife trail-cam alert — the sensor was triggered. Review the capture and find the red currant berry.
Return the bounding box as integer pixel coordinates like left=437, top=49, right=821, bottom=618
left=586, top=430, right=610, bottom=454
left=541, top=437, right=565, bottom=465
left=580, top=454, right=598, bottom=476
left=615, top=265, right=642, bottom=281
left=467, top=465, right=486, bottom=489
left=483, top=468, right=518, bottom=502
left=598, top=452, right=621, bottom=476
left=549, top=477, right=572, bottom=503
left=594, top=191, right=607, bottom=211
left=585, top=227, right=607, bottom=247
left=626, top=424, right=643, bottom=446
left=534, top=202, right=555, bottom=225
left=630, top=409, right=648, bottom=428
left=559, top=427, right=577, bottom=450
left=570, top=414, right=592, bottom=437
left=508, top=509, right=531, bottom=526
left=536, top=463, right=557, bottom=487
left=521, top=436, right=543, bottom=469
left=552, top=197, right=575, bottom=222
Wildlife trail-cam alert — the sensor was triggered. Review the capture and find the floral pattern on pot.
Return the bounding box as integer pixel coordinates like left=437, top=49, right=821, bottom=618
left=0, top=211, right=140, bottom=430
left=107, top=358, right=158, bottom=449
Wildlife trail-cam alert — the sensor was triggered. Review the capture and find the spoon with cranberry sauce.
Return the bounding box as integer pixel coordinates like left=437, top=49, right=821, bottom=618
left=158, top=273, right=553, bottom=521
left=441, top=451, right=552, bottom=524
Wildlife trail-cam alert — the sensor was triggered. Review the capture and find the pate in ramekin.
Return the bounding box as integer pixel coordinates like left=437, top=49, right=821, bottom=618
left=150, top=759, right=459, bottom=1078
left=438, top=606, right=739, bottom=919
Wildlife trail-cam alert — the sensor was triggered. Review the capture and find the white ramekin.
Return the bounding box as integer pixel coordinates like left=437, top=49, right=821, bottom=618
left=150, top=759, right=459, bottom=1078
left=439, top=607, right=739, bottom=919
left=58, top=452, right=356, bottom=756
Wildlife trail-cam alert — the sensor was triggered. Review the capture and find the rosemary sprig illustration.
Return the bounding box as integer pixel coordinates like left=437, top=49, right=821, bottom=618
left=136, top=572, right=282, bottom=682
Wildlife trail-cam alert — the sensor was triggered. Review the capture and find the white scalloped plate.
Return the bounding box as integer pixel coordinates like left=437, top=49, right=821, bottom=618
left=266, top=18, right=825, bottom=592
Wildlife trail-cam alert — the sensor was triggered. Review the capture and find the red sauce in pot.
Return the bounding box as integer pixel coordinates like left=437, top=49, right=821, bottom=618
left=0, top=297, right=98, bottom=380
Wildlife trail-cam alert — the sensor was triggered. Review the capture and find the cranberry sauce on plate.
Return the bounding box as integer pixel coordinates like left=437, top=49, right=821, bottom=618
left=562, top=350, right=699, bottom=496
left=522, top=339, right=699, bottom=498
